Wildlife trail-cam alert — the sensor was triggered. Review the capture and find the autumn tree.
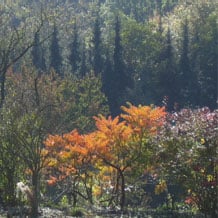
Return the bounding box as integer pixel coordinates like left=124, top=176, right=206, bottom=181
left=93, top=104, right=166, bottom=210
left=91, top=115, right=133, bottom=210
left=43, top=103, right=166, bottom=211
left=44, top=130, right=97, bottom=206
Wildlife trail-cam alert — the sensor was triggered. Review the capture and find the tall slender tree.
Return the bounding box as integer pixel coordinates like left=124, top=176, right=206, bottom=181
left=92, top=14, right=103, bottom=75
left=197, top=14, right=218, bottom=109
left=69, top=22, right=81, bottom=74
left=156, top=26, right=178, bottom=110
left=50, top=25, right=62, bottom=76
left=110, top=16, right=131, bottom=115
left=31, top=32, right=46, bottom=73
left=178, top=19, right=193, bottom=106
left=80, top=47, right=87, bottom=77
left=102, top=50, right=113, bottom=103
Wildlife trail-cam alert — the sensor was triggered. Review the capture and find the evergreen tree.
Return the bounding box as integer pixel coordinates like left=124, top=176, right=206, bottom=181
left=178, top=19, right=194, bottom=106
left=197, top=15, right=218, bottom=109
left=92, top=14, right=103, bottom=75
left=114, top=16, right=131, bottom=92
left=106, top=16, right=131, bottom=116
left=69, top=22, right=80, bottom=74
left=80, top=47, right=87, bottom=77
left=31, top=32, right=46, bottom=72
left=102, top=50, right=113, bottom=107
left=155, top=26, right=178, bottom=110
left=50, top=25, right=62, bottom=76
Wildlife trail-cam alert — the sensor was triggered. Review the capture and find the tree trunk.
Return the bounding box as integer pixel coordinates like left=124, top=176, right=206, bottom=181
left=0, top=72, right=6, bottom=108
left=6, top=169, right=16, bottom=207
left=119, top=169, right=125, bottom=212
left=31, top=170, right=39, bottom=218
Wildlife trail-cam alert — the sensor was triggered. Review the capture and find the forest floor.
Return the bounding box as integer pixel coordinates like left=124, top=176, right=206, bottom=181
left=0, top=206, right=206, bottom=218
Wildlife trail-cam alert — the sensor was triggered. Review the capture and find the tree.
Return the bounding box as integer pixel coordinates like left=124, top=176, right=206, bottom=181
left=92, top=14, right=103, bottom=75
left=43, top=103, right=166, bottom=211
left=0, top=107, right=24, bottom=207
left=31, top=32, right=46, bottom=72
left=3, top=68, right=64, bottom=216
left=1, top=67, right=108, bottom=216
left=105, top=16, right=132, bottom=116
left=178, top=19, right=196, bottom=106
left=69, top=22, right=81, bottom=75
left=193, top=12, right=218, bottom=109
left=79, top=48, right=88, bottom=77
left=93, top=104, right=166, bottom=210
left=0, top=5, right=46, bottom=108
left=154, top=26, right=178, bottom=110
left=91, top=115, right=133, bottom=210
left=50, top=25, right=62, bottom=76
left=56, top=72, right=109, bottom=133
left=44, top=130, right=96, bottom=205
left=158, top=108, right=218, bottom=217
left=121, top=17, right=162, bottom=106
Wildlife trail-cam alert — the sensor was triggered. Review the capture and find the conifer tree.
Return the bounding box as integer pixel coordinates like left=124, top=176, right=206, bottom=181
left=196, top=15, right=218, bottom=109
left=157, top=26, right=178, bottom=110
left=50, top=25, right=62, bottom=76
left=102, top=50, right=113, bottom=106
left=69, top=22, right=80, bottom=74
left=31, top=32, right=46, bottom=72
left=80, top=47, right=87, bottom=77
left=106, top=16, right=131, bottom=116
left=92, top=14, right=102, bottom=75
left=178, top=19, right=193, bottom=106
left=114, top=17, right=132, bottom=89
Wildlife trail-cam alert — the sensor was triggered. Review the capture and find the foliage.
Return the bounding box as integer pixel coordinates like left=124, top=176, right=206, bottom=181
left=50, top=25, right=63, bottom=76
left=1, top=0, right=217, bottom=111
left=0, top=67, right=108, bottom=214
left=32, top=32, right=46, bottom=72
left=57, top=72, right=109, bottom=133
left=0, top=0, right=217, bottom=215
left=43, top=103, right=166, bottom=211
left=69, top=23, right=81, bottom=75
left=158, top=107, right=218, bottom=217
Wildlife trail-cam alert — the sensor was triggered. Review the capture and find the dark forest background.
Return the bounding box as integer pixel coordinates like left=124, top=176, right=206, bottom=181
left=1, top=0, right=217, bottom=116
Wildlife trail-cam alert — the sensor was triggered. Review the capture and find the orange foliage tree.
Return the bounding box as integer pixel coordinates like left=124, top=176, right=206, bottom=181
left=43, top=103, right=166, bottom=210
left=91, top=104, right=166, bottom=210
left=91, top=115, right=133, bottom=210
left=121, top=103, right=166, bottom=168
left=44, top=130, right=98, bottom=205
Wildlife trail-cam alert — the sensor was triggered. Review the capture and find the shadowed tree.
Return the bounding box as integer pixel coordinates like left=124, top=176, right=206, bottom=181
left=50, top=25, right=62, bottom=76
left=69, top=22, right=81, bottom=75
left=107, top=16, right=132, bottom=116
left=31, top=32, right=46, bottom=73
left=80, top=47, right=87, bottom=77
left=92, top=13, right=103, bottom=75
left=155, top=26, right=178, bottom=110
left=178, top=19, right=196, bottom=106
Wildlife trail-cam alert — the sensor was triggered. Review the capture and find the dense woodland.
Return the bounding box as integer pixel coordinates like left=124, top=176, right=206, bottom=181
left=0, top=0, right=217, bottom=217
